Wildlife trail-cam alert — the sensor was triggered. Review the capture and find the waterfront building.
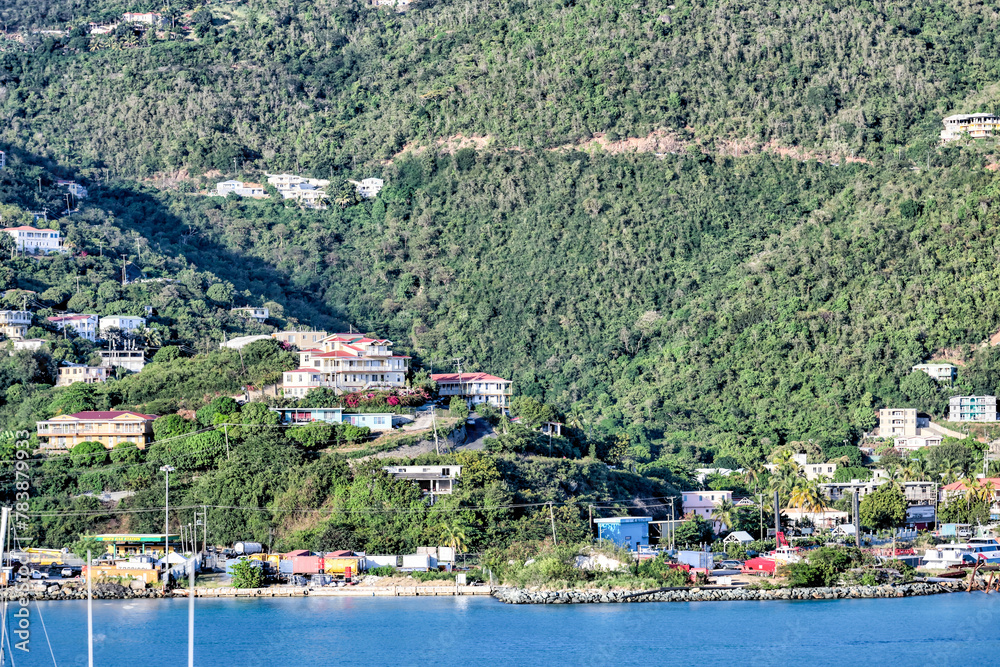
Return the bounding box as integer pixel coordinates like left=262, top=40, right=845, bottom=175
left=594, top=516, right=652, bottom=552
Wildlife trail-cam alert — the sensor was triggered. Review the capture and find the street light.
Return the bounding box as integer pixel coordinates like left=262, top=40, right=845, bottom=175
left=160, top=465, right=175, bottom=577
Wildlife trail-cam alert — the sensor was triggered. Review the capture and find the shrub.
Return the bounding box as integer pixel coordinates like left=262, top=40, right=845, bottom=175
left=71, top=441, right=108, bottom=466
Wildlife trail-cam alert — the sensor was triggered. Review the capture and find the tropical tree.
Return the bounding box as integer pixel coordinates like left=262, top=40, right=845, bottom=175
left=710, top=499, right=737, bottom=534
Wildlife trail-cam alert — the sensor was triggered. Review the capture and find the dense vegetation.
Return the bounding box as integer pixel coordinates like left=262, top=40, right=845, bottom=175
left=1, top=0, right=1000, bottom=553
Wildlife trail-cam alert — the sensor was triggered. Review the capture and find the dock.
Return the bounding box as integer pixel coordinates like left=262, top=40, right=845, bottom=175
left=189, top=585, right=492, bottom=598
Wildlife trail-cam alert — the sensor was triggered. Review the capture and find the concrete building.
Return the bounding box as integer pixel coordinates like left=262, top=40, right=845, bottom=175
left=272, top=331, right=328, bottom=349
left=802, top=463, right=837, bottom=481
left=56, top=365, right=111, bottom=387
left=7, top=339, right=45, bottom=353
left=383, top=465, right=461, bottom=495
left=3, top=226, right=65, bottom=253
left=230, top=306, right=269, bottom=323
left=99, top=315, right=146, bottom=336
left=270, top=407, right=393, bottom=431
left=879, top=408, right=921, bottom=437
left=99, top=348, right=146, bottom=373
left=941, top=113, right=1000, bottom=142
left=894, top=433, right=944, bottom=452
left=949, top=396, right=999, bottom=422
left=350, top=178, right=384, bottom=199
left=36, top=410, right=158, bottom=450
left=266, top=174, right=329, bottom=208
left=122, top=12, right=167, bottom=26
left=87, top=533, right=179, bottom=558
left=0, top=310, right=31, bottom=339
left=216, top=180, right=267, bottom=198
left=819, top=479, right=938, bottom=506
left=431, top=372, right=512, bottom=409
left=912, top=363, right=957, bottom=383
left=595, top=516, right=652, bottom=552
left=282, top=333, right=410, bottom=398
left=48, top=314, right=99, bottom=341
left=681, top=490, right=733, bottom=531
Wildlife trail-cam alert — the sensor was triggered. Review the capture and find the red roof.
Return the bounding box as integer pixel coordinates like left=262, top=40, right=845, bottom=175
left=48, top=314, right=96, bottom=322
left=943, top=478, right=1000, bottom=492
left=326, top=550, right=354, bottom=558
left=282, top=550, right=312, bottom=558
left=313, top=350, right=356, bottom=358
left=299, top=348, right=322, bottom=353
left=343, top=344, right=363, bottom=352
left=431, top=372, right=510, bottom=383
left=68, top=410, right=158, bottom=420
left=4, top=226, right=57, bottom=233
left=285, top=368, right=321, bottom=373
left=392, top=355, right=412, bottom=359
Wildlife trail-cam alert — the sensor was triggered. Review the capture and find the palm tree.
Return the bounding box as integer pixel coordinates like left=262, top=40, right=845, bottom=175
left=710, top=499, right=737, bottom=533
left=902, top=460, right=928, bottom=482
left=438, top=519, right=469, bottom=557
left=789, top=480, right=827, bottom=527
left=963, top=477, right=993, bottom=506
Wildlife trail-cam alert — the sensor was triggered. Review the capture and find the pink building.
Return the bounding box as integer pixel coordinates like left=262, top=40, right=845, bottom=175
left=681, top=490, right=734, bottom=532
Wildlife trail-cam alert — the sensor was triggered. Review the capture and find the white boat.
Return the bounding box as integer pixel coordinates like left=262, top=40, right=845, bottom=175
left=770, top=545, right=802, bottom=565
left=922, top=537, right=1000, bottom=569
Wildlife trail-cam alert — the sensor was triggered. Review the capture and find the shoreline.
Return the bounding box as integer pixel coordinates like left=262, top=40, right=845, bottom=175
left=3, top=580, right=964, bottom=603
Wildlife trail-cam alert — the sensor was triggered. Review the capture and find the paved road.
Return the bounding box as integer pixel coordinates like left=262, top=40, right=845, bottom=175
left=457, top=413, right=496, bottom=451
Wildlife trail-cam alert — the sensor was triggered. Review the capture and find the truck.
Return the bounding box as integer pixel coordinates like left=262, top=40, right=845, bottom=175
left=676, top=550, right=714, bottom=570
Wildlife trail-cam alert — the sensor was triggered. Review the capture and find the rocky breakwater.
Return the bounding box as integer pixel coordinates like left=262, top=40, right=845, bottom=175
left=493, top=581, right=959, bottom=604
left=0, top=581, right=165, bottom=601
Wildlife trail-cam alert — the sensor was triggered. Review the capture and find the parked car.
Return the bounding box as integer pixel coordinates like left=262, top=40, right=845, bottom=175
left=717, top=560, right=744, bottom=570
left=30, top=570, right=49, bottom=580
left=60, top=568, right=76, bottom=578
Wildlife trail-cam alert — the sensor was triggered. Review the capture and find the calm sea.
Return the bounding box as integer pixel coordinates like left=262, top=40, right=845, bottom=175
left=10, top=593, right=1000, bottom=666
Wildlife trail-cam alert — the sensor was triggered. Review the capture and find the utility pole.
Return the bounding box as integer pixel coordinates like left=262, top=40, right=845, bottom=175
left=669, top=497, right=676, bottom=551
left=431, top=407, right=439, bottom=455
left=160, top=465, right=175, bottom=586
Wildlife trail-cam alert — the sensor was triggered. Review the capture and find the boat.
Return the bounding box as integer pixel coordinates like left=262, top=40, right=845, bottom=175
left=922, top=537, right=1000, bottom=569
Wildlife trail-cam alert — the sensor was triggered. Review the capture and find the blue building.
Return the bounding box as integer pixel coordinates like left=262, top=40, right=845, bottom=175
left=595, top=516, right=652, bottom=551
left=269, top=407, right=393, bottom=431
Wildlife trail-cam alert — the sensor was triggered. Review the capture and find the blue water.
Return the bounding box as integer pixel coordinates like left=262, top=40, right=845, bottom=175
left=7, top=593, right=1000, bottom=666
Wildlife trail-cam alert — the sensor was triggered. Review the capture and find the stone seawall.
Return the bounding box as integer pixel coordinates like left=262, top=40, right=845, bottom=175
left=492, top=581, right=959, bottom=604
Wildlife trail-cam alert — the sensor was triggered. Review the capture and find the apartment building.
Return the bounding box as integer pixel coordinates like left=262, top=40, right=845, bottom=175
left=0, top=310, right=31, bottom=339
left=819, top=480, right=938, bottom=506
left=230, top=307, right=269, bottom=323
left=912, top=363, right=957, bottom=383
left=878, top=408, right=921, bottom=437
left=272, top=331, right=328, bottom=349
left=949, top=396, right=999, bottom=422
left=3, top=226, right=65, bottom=253
left=802, top=463, right=838, bottom=481
left=56, top=365, right=111, bottom=387
left=281, top=333, right=410, bottom=398
left=941, top=113, right=1000, bottom=142
left=48, top=314, right=99, bottom=341
left=99, top=315, right=146, bottom=336
left=36, top=410, right=158, bottom=450
left=430, top=372, right=513, bottom=409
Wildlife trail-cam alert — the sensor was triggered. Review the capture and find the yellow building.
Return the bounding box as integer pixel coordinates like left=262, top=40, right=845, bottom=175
left=36, top=410, right=158, bottom=450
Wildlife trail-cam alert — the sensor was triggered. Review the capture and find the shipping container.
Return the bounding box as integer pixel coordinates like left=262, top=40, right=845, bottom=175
left=324, top=556, right=364, bottom=576
left=401, top=554, right=436, bottom=571
left=676, top=551, right=714, bottom=570
left=365, top=555, right=398, bottom=569
left=288, top=555, right=325, bottom=574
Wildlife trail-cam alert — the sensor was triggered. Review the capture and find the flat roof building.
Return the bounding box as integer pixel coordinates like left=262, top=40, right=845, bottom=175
left=383, top=465, right=461, bottom=496
left=912, top=363, right=957, bottom=383
left=594, top=516, right=652, bottom=552
left=949, top=396, right=999, bottom=422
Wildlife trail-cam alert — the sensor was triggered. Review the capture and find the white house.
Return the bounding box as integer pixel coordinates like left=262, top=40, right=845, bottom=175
left=723, top=531, right=754, bottom=545
left=230, top=307, right=269, bottom=323
left=430, top=372, right=512, bottom=409
left=0, top=310, right=31, bottom=339
left=56, top=180, right=88, bottom=199
left=122, top=12, right=167, bottom=26
left=3, top=226, right=65, bottom=254
left=216, top=181, right=267, bottom=198
left=282, top=332, right=410, bottom=397
left=99, top=315, right=146, bottom=335
left=350, top=178, right=384, bottom=199
left=48, top=314, right=98, bottom=341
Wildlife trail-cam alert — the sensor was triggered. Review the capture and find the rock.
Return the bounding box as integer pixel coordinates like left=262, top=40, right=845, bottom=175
left=129, top=580, right=146, bottom=591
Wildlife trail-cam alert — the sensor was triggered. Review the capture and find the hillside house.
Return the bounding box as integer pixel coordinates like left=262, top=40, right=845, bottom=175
left=912, top=363, right=957, bottom=383
left=99, top=349, right=146, bottom=373
left=230, top=306, right=269, bottom=323
left=272, top=331, right=328, bottom=348
left=3, top=226, right=65, bottom=254
left=270, top=407, right=394, bottom=431
left=37, top=410, right=158, bottom=450
left=48, top=314, right=99, bottom=341
left=56, top=180, right=88, bottom=199
left=350, top=178, right=384, bottom=199
left=941, top=113, right=1000, bottom=141
left=266, top=173, right=329, bottom=208
left=56, top=365, right=111, bottom=387
left=383, top=465, right=462, bottom=496
left=681, top=490, right=733, bottom=532
left=99, top=315, right=146, bottom=335
left=216, top=180, right=267, bottom=198
left=122, top=12, right=167, bottom=26
left=430, top=372, right=512, bottom=409
left=282, top=333, right=410, bottom=397
left=0, top=310, right=30, bottom=339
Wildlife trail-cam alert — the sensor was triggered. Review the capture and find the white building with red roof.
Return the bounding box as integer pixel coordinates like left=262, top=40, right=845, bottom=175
left=48, top=313, right=99, bottom=341
left=941, top=478, right=1000, bottom=515
left=430, top=372, right=512, bottom=409
left=36, top=410, right=158, bottom=450
left=282, top=333, right=410, bottom=398
left=3, top=225, right=65, bottom=253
